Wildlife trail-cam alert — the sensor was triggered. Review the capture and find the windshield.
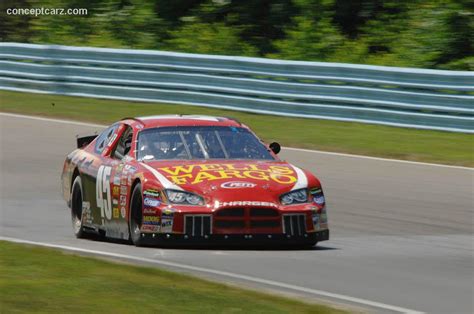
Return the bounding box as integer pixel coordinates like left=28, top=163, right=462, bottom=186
left=137, top=126, right=274, bottom=161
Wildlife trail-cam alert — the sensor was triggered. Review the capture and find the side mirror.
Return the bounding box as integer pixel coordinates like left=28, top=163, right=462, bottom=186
left=269, top=142, right=281, bottom=155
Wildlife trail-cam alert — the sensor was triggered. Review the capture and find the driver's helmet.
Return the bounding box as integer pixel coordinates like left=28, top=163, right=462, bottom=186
left=138, top=132, right=153, bottom=159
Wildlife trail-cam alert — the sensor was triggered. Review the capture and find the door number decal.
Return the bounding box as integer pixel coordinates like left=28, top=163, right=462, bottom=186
left=96, top=165, right=112, bottom=222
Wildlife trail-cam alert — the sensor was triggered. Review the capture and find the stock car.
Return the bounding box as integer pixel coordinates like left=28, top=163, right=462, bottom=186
left=61, top=115, right=329, bottom=247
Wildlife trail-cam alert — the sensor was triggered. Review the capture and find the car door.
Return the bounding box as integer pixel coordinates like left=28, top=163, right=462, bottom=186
left=100, top=124, right=134, bottom=239
left=91, top=123, right=124, bottom=231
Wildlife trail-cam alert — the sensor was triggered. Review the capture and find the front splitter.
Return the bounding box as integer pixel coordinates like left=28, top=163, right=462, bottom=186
left=138, top=229, right=329, bottom=248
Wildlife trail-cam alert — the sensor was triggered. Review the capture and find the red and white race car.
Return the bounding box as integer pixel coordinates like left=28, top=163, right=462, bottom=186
left=61, top=115, right=328, bottom=247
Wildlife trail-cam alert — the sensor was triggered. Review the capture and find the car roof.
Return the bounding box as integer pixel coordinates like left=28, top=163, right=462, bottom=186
left=122, top=115, right=244, bottom=129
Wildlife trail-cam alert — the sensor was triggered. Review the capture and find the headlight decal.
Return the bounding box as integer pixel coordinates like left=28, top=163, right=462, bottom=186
left=164, top=189, right=205, bottom=206
left=280, top=188, right=309, bottom=205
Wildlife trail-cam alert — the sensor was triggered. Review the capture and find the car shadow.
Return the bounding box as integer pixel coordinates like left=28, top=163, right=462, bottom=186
left=82, top=233, right=338, bottom=251
left=143, top=243, right=339, bottom=251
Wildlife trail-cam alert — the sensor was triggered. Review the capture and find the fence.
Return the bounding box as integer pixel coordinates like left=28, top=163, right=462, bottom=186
left=0, top=43, right=472, bottom=133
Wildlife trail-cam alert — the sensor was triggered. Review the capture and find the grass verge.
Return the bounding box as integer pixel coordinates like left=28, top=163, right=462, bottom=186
left=0, top=241, right=347, bottom=313
left=0, top=90, right=472, bottom=166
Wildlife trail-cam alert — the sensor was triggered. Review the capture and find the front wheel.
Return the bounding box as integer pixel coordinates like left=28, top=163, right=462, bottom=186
left=129, top=183, right=145, bottom=246
left=71, top=176, right=86, bottom=238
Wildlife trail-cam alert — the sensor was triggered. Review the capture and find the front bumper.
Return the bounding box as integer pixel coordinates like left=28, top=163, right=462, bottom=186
left=137, top=229, right=329, bottom=247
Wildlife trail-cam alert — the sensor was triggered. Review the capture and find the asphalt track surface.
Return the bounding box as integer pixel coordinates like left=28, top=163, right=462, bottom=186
left=1, top=113, right=473, bottom=314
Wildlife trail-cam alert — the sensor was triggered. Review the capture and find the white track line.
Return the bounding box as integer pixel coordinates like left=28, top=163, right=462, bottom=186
left=284, top=147, right=473, bottom=170
left=0, top=112, right=105, bottom=128
left=0, top=236, right=424, bottom=314
left=1, top=112, right=471, bottom=170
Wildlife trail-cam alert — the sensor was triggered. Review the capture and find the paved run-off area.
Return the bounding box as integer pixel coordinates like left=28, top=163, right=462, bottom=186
left=0, top=113, right=472, bottom=313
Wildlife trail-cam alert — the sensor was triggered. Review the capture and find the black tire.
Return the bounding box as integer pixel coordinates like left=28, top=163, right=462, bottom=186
left=129, top=183, right=145, bottom=246
left=71, top=176, right=86, bottom=238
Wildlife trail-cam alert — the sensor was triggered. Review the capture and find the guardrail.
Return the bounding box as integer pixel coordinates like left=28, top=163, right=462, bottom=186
left=0, top=43, right=472, bottom=133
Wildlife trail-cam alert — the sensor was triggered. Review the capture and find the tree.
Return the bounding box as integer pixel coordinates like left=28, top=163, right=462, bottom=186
left=166, top=20, right=257, bottom=56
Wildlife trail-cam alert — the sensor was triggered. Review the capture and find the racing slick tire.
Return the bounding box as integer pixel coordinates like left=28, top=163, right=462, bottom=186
left=129, top=183, right=146, bottom=246
left=71, top=175, right=86, bottom=238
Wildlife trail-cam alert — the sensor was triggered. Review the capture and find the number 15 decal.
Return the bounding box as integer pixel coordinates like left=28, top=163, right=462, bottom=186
left=96, top=165, right=112, bottom=222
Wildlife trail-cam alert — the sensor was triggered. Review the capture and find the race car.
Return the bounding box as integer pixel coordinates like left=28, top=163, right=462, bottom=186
left=61, top=115, right=329, bottom=247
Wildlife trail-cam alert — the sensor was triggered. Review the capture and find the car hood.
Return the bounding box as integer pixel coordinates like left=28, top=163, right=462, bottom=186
left=141, top=159, right=312, bottom=203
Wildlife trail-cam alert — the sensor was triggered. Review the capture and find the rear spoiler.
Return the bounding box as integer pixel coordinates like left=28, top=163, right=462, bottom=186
left=77, top=135, right=98, bottom=148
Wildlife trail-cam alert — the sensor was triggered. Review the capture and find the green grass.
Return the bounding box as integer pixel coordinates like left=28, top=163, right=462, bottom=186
left=0, top=241, right=348, bottom=314
left=1, top=90, right=472, bottom=166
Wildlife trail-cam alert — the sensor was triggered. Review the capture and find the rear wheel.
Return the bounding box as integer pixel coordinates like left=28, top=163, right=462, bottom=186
left=71, top=176, right=86, bottom=238
left=129, top=183, right=145, bottom=246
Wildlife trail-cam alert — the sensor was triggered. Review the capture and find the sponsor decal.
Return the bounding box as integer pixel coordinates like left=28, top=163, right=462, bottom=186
left=124, top=165, right=137, bottom=173
left=113, top=207, right=119, bottom=219
left=310, top=188, right=325, bottom=205
left=217, top=201, right=278, bottom=207
left=312, top=213, right=319, bottom=228
left=144, top=197, right=160, bottom=207
left=120, top=177, right=127, bottom=185
left=158, top=164, right=297, bottom=185
left=82, top=201, right=90, bottom=211
left=143, top=216, right=160, bottom=222
left=113, top=174, right=120, bottom=185
left=314, top=196, right=325, bottom=205
left=81, top=201, right=93, bottom=225
left=143, top=207, right=157, bottom=214
left=162, top=208, right=176, bottom=215
left=112, top=186, right=120, bottom=197
left=121, top=206, right=126, bottom=218
left=120, top=185, right=127, bottom=195
left=141, top=224, right=160, bottom=233
left=120, top=195, right=127, bottom=206
left=221, top=181, right=256, bottom=189
left=160, top=208, right=175, bottom=233
left=144, top=189, right=160, bottom=197
left=310, top=188, right=322, bottom=194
